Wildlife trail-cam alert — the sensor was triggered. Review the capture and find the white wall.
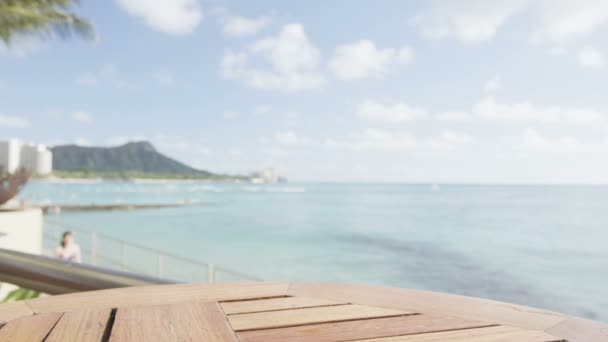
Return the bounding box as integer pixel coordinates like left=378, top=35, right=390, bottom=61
left=0, top=208, right=43, bottom=299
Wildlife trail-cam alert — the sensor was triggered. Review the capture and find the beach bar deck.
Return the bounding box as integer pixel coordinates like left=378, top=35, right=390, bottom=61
left=0, top=282, right=605, bottom=341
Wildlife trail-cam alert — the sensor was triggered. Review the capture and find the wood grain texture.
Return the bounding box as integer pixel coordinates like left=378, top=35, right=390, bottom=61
left=26, top=282, right=288, bottom=314
left=546, top=317, right=608, bottom=342
left=45, top=308, right=112, bottom=342
left=237, top=314, right=494, bottom=342
left=228, top=304, right=412, bottom=331
left=221, top=296, right=346, bottom=314
left=0, top=312, right=62, bottom=341
left=110, top=301, right=238, bottom=342
left=1, top=283, right=603, bottom=342
left=354, top=325, right=564, bottom=342
left=0, top=300, right=33, bottom=323
left=287, top=283, right=569, bottom=331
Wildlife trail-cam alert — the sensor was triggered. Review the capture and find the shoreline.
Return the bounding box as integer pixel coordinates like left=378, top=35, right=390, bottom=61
left=38, top=202, right=191, bottom=213
left=29, top=177, right=250, bottom=184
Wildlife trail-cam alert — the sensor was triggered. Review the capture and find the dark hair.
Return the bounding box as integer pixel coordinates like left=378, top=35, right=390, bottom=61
left=61, top=231, right=73, bottom=248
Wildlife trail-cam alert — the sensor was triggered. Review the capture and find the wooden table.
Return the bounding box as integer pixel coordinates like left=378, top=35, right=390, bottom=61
left=0, top=282, right=605, bottom=341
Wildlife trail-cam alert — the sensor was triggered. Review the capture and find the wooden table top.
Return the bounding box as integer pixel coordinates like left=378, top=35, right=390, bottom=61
left=0, top=282, right=605, bottom=341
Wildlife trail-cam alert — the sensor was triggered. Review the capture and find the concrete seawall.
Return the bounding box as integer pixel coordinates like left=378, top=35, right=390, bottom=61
left=0, top=208, right=43, bottom=299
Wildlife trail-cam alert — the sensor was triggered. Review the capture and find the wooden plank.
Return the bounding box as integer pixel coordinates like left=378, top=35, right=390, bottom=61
left=288, top=283, right=569, bottom=331
left=238, top=314, right=494, bottom=342
left=45, top=308, right=112, bottom=342
left=354, top=325, right=564, bottom=342
left=221, top=296, right=346, bottom=314
left=546, top=317, right=608, bottom=342
left=228, top=304, right=412, bottom=331
left=0, top=312, right=62, bottom=341
left=26, top=282, right=288, bottom=314
left=110, top=301, right=238, bottom=341
left=0, top=301, right=33, bottom=323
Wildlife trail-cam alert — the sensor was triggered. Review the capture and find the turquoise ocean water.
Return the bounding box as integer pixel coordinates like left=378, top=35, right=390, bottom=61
left=21, top=182, right=608, bottom=321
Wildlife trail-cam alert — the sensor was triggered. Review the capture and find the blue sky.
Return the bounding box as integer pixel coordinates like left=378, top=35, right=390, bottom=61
left=1, top=0, right=608, bottom=183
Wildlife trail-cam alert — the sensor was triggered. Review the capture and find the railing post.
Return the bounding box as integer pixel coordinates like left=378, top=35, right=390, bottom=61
left=156, top=254, right=163, bottom=277
left=90, top=233, right=97, bottom=265
left=121, top=242, right=126, bottom=271
left=207, top=264, right=215, bottom=283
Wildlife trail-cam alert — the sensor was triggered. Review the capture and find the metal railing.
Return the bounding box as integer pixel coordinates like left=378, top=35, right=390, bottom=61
left=0, top=247, right=174, bottom=294
left=43, top=218, right=260, bottom=283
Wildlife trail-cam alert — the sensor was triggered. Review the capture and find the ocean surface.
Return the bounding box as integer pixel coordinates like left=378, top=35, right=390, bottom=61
left=22, top=181, right=608, bottom=322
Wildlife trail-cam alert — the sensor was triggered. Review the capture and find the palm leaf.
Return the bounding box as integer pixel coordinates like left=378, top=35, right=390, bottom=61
left=1, top=287, right=40, bottom=303
left=0, top=0, right=93, bottom=43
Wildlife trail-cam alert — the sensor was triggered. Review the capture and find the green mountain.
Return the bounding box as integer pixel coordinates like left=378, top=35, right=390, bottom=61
left=51, top=141, right=216, bottom=179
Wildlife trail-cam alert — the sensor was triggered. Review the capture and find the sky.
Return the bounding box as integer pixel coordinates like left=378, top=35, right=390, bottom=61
left=1, top=0, right=608, bottom=183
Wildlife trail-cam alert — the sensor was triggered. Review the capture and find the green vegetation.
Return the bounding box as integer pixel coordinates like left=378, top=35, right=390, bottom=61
left=1, top=287, right=39, bottom=303
left=52, top=170, right=249, bottom=181
left=52, top=141, right=214, bottom=176
left=0, top=0, right=93, bottom=43
left=49, top=141, right=249, bottom=181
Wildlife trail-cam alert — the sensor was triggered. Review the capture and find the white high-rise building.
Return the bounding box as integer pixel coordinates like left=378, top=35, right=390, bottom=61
left=250, top=168, right=281, bottom=183
left=0, top=139, right=22, bottom=173
left=0, top=139, right=53, bottom=175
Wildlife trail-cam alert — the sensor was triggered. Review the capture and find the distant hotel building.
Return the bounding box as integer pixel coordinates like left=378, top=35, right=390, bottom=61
left=0, top=139, right=53, bottom=175
left=250, top=168, right=286, bottom=183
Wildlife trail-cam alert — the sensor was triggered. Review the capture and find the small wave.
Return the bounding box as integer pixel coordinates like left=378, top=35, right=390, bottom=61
left=187, top=185, right=224, bottom=193
left=266, top=187, right=306, bottom=193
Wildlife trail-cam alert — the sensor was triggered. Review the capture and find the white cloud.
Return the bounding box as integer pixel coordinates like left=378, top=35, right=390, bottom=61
left=274, top=131, right=299, bottom=144
left=325, top=129, right=473, bottom=151
left=74, top=138, right=91, bottom=146
left=116, top=0, right=203, bottom=34
left=75, top=64, right=135, bottom=89
left=548, top=46, right=567, bottom=55
left=357, top=99, right=427, bottom=123
left=484, top=76, right=501, bottom=93
left=520, top=128, right=608, bottom=154
left=0, top=115, right=31, bottom=128
left=254, top=105, right=272, bottom=114
left=221, top=23, right=326, bottom=92
left=436, top=111, right=471, bottom=121
left=531, top=0, right=608, bottom=43
left=328, top=40, right=414, bottom=80
left=262, top=146, right=289, bottom=156
left=153, top=69, right=175, bottom=85
left=229, top=147, right=242, bottom=156
left=75, top=73, right=98, bottom=86
left=72, top=111, right=95, bottom=124
left=412, top=0, right=608, bottom=45
left=223, top=111, right=238, bottom=119
left=222, top=15, right=271, bottom=37
left=357, top=96, right=606, bottom=125
left=578, top=46, right=604, bottom=68
left=471, top=96, right=604, bottom=124
left=410, top=0, right=528, bottom=44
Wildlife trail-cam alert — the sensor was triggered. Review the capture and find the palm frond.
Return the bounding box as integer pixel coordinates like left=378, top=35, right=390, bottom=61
left=0, top=0, right=93, bottom=43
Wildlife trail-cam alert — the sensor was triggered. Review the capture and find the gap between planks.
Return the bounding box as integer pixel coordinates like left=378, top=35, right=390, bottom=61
left=221, top=296, right=354, bottom=315
left=101, top=309, right=117, bottom=342
left=219, top=295, right=291, bottom=303
left=225, top=303, right=352, bottom=315
left=41, top=312, right=64, bottom=341
left=236, top=314, right=497, bottom=342
left=345, top=325, right=566, bottom=342
left=234, top=313, right=420, bottom=333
